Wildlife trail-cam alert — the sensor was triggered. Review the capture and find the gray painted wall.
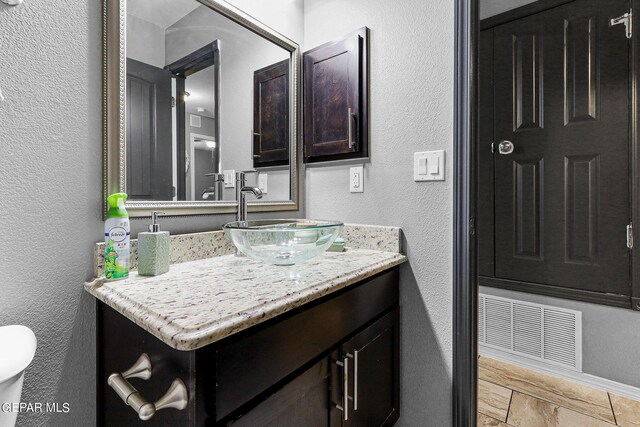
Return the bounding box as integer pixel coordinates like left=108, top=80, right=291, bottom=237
left=480, top=0, right=537, bottom=20
left=127, top=14, right=165, bottom=68
left=0, top=1, right=302, bottom=426
left=480, top=286, right=640, bottom=388
left=303, top=0, right=455, bottom=425
left=0, top=1, right=102, bottom=425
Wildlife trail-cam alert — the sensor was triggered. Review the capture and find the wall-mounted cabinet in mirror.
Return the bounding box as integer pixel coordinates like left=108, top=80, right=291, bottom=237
left=104, top=0, right=301, bottom=217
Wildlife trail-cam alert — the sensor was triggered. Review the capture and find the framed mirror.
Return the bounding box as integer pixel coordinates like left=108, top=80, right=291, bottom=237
left=103, top=0, right=301, bottom=217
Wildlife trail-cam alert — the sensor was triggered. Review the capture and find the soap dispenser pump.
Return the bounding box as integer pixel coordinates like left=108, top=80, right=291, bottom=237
left=138, top=211, right=170, bottom=276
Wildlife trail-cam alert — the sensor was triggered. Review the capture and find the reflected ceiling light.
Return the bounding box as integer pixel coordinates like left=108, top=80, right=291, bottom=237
left=197, top=107, right=205, bottom=113
left=205, top=141, right=215, bottom=149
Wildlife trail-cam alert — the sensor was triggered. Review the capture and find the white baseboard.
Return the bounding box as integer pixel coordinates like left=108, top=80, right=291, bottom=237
left=480, top=346, right=640, bottom=401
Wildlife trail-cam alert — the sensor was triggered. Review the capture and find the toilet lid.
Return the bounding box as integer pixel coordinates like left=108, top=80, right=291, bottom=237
left=0, top=325, right=37, bottom=383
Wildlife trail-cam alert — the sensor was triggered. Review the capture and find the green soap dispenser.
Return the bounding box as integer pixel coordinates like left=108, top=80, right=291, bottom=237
left=105, top=193, right=130, bottom=280
left=138, top=211, right=170, bottom=276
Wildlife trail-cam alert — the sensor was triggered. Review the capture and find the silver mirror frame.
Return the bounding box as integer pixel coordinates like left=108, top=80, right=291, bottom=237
left=103, top=0, right=301, bottom=218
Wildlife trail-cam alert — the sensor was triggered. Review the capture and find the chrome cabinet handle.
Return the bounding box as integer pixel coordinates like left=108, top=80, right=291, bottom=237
left=353, top=350, right=359, bottom=410
left=348, top=108, right=357, bottom=149
left=107, top=353, right=188, bottom=421
left=497, top=140, right=514, bottom=155
left=335, top=354, right=352, bottom=421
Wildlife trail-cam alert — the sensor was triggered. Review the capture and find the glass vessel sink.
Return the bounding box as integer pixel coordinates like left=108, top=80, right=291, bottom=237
left=223, top=219, right=344, bottom=266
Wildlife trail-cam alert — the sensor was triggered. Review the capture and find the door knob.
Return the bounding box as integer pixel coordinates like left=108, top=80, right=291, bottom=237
left=497, top=140, right=514, bottom=155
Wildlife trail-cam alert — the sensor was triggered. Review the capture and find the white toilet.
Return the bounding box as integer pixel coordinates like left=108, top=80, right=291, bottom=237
left=0, top=325, right=37, bottom=427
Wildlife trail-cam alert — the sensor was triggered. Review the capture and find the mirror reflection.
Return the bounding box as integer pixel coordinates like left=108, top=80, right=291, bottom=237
left=126, top=0, right=291, bottom=203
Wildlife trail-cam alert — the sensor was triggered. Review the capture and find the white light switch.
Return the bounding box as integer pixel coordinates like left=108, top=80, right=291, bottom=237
left=429, top=158, right=439, bottom=174
left=258, top=173, right=268, bottom=194
left=418, top=158, right=428, bottom=175
left=223, top=170, right=235, bottom=188
left=414, top=150, right=445, bottom=181
left=350, top=166, right=364, bottom=193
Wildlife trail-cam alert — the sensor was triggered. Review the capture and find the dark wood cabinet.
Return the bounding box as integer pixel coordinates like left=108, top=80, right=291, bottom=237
left=342, top=311, right=399, bottom=426
left=303, top=28, right=369, bottom=163
left=253, top=59, right=290, bottom=168
left=97, top=268, right=399, bottom=426
left=230, top=356, right=333, bottom=427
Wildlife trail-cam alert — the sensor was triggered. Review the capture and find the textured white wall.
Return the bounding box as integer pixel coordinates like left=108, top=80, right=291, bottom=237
left=303, top=0, right=455, bottom=424
left=0, top=0, right=102, bottom=425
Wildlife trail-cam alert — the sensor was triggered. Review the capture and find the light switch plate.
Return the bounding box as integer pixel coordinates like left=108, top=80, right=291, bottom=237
left=350, top=166, right=364, bottom=193
left=223, top=170, right=235, bottom=188
left=258, top=173, right=268, bottom=194
left=414, top=150, right=445, bottom=181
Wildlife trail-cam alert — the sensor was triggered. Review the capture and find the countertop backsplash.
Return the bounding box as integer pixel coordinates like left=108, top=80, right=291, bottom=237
left=93, top=223, right=402, bottom=277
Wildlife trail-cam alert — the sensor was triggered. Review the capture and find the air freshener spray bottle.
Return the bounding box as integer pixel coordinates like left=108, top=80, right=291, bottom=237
left=104, top=193, right=130, bottom=280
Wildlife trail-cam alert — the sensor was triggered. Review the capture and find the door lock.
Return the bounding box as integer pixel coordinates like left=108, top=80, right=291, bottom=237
left=497, top=140, right=514, bottom=155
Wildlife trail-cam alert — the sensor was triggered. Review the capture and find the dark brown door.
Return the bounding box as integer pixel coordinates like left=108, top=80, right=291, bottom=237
left=338, top=310, right=399, bottom=427
left=493, top=0, right=631, bottom=295
left=253, top=59, right=290, bottom=168
left=126, top=58, right=174, bottom=201
left=304, top=28, right=368, bottom=163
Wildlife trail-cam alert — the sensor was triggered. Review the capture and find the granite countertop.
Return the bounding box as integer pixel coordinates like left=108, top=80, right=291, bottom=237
left=85, top=248, right=406, bottom=351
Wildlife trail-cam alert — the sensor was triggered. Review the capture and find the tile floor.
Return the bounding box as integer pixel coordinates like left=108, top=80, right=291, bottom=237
left=478, top=356, right=640, bottom=427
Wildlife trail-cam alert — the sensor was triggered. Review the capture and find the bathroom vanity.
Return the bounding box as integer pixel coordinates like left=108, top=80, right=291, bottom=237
left=86, top=225, right=405, bottom=426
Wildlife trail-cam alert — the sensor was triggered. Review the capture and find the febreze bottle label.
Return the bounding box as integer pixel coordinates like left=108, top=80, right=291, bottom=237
left=105, top=218, right=130, bottom=279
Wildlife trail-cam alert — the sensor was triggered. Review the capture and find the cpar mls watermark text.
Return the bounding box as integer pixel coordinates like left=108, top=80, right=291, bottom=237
left=1, top=402, right=70, bottom=413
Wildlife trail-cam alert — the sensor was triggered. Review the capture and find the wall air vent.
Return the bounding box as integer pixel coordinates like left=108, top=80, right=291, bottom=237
left=478, top=294, right=582, bottom=372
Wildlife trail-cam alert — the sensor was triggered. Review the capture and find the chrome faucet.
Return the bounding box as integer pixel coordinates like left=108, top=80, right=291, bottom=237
left=201, top=173, right=224, bottom=200
left=236, top=171, right=263, bottom=222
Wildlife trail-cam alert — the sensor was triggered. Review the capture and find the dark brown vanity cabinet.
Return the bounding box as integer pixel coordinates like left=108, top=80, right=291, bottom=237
left=97, top=268, right=399, bottom=426
left=232, top=310, right=399, bottom=427
left=303, top=28, right=369, bottom=163
left=253, top=59, right=290, bottom=168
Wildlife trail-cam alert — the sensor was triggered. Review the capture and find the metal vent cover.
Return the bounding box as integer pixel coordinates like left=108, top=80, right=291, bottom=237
left=478, top=294, right=582, bottom=371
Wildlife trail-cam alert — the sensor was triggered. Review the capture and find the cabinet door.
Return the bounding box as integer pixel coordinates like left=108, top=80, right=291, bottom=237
left=303, top=28, right=368, bottom=163
left=253, top=59, right=290, bottom=168
left=230, top=357, right=332, bottom=427
left=334, top=310, right=399, bottom=427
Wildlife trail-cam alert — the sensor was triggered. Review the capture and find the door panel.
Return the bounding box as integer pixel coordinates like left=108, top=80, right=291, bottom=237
left=493, top=0, right=630, bottom=296
left=126, top=58, right=174, bottom=201
left=513, top=158, right=544, bottom=260
left=513, top=33, right=543, bottom=131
